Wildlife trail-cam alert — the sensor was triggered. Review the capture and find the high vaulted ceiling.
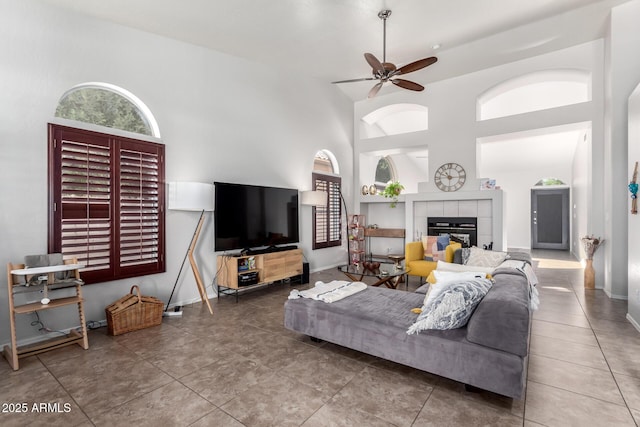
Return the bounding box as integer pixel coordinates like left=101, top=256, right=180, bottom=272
left=40, top=0, right=625, bottom=100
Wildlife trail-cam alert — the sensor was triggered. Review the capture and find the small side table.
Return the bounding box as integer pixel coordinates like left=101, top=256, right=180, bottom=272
left=387, top=254, right=405, bottom=270
left=5, top=262, right=88, bottom=370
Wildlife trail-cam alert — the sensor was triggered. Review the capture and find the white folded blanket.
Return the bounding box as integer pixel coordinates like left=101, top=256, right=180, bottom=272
left=288, top=280, right=367, bottom=303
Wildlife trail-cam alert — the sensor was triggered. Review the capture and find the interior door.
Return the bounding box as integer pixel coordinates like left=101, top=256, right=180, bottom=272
left=531, top=187, right=570, bottom=250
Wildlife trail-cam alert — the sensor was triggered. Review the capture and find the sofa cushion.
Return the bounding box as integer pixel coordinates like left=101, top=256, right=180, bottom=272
left=414, top=284, right=430, bottom=294
left=465, top=247, right=508, bottom=268
left=466, top=271, right=530, bottom=356
left=436, top=260, right=494, bottom=274
left=427, top=270, right=490, bottom=285
left=408, top=278, right=493, bottom=333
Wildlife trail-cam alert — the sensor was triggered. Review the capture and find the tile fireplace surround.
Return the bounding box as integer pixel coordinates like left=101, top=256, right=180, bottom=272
left=409, top=191, right=504, bottom=250
left=360, top=190, right=505, bottom=251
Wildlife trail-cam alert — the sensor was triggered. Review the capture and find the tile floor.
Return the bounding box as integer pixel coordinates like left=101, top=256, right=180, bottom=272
left=1, top=249, right=639, bottom=426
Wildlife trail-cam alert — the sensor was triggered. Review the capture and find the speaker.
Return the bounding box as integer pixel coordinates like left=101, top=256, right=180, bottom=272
left=292, top=262, right=310, bottom=284
left=238, top=271, right=259, bottom=287
left=301, top=262, right=310, bottom=284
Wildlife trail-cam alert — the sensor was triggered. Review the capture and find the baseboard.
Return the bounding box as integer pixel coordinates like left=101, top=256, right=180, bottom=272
left=310, top=261, right=344, bottom=274
left=162, top=310, right=183, bottom=317
left=604, top=288, right=628, bottom=300
left=165, top=291, right=218, bottom=312
left=1, top=325, right=82, bottom=351
left=627, top=313, right=640, bottom=333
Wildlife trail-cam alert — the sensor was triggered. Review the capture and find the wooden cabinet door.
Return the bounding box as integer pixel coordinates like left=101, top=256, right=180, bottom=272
left=284, top=250, right=303, bottom=277
left=262, top=253, right=286, bottom=282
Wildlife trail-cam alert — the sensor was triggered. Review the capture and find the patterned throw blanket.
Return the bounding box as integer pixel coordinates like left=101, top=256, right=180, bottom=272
left=407, top=278, right=493, bottom=333
left=288, top=280, right=367, bottom=303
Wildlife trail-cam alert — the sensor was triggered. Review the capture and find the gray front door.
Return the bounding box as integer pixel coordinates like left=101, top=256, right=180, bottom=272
left=531, top=187, right=570, bottom=250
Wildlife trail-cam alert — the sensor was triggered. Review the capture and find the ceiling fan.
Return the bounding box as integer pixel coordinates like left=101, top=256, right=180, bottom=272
left=332, top=9, right=438, bottom=98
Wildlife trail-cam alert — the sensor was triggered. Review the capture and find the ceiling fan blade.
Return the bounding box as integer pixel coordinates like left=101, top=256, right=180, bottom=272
left=331, top=77, right=377, bottom=84
left=391, top=79, right=424, bottom=92
left=364, top=53, right=385, bottom=76
left=395, top=57, right=438, bottom=75
left=368, top=82, right=384, bottom=98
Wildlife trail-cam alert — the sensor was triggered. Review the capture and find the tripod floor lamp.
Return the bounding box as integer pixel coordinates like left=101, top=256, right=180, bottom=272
left=167, top=182, right=214, bottom=315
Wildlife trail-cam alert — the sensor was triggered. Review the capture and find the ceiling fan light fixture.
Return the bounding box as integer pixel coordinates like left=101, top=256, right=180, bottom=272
left=378, top=9, right=392, bottom=20
left=332, top=9, right=438, bottom=98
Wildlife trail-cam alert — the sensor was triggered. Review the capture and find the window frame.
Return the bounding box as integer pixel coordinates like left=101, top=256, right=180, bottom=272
left=48, top=123, right=165, bottom=284
left=312, top=172, right=342, bottom=250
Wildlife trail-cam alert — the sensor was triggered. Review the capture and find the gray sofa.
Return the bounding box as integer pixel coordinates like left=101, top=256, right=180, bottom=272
left=284, top=263, right=532, bottom=399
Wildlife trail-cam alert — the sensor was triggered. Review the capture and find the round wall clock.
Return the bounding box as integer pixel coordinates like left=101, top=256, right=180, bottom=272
left=434, top=162, right=466, bottom=192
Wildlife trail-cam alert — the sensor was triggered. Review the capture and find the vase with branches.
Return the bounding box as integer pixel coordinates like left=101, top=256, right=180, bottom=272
left=581, top=235, right=603, bottom=289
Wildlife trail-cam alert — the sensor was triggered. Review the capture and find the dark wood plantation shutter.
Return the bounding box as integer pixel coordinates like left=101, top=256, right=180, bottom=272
left=49, top=124, right=165, bottom=284
left=119, top=142, right=162, bottom=272
left=312, top=173, right=341, bottom=249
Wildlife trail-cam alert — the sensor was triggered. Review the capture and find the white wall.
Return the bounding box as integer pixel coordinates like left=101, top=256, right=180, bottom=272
left=478, top=129, right=585, bottom=250
left=628, top=83, right=640, bottom=326
left=626, top=0, right=640, bottom=325
left=355, top=41, right=604, bottom=266
left=604, top=0, right=640, bottom=299
left=0, top=0, right=353, bottom=346
left=572, top=130, right=590, bottom=260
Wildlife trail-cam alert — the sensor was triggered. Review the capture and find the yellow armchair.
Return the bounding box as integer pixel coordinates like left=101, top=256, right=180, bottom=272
left=405, top=241, right=462, bottom=280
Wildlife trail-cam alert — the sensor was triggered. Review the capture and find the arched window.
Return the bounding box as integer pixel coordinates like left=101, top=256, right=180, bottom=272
left=361, top=103, right=428, bottom=139
left=312, top=150, right=341, bottom=250
left=477, top=70, right=590, bottom=121
left=55, top=82, right=160, bottom=137
left=313, top=149, right=339, bottom=174
left=49, top=83, right=165, bottom=284
left=375, top=156, right=397, bottom=189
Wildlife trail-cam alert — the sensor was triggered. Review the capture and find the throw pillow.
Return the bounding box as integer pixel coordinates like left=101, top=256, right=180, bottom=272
left=452, top=248, right=471, bottom=265
left=424, top=271, right=490, bottom=304
left=422, top=235, right=450, bottom=262
left=407, top=278, right=493, bottom=333
left=436, top=260, right=494, bottom=274
left=433, top=270, right=489, bottom=284
left=465, top=247, right=507, bottom=268
left=427, top=270, right=489, bottom=284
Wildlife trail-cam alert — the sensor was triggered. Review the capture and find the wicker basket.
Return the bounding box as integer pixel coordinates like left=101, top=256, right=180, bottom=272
left=105, top=285, right=163, bottom=336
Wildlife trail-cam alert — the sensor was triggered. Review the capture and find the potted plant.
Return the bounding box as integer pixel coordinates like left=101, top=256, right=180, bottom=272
left=381, top=181, right=404, bottom=208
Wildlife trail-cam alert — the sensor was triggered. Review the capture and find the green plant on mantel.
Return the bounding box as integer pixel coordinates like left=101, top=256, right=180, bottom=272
left=381, top=181, right=404, bottom=208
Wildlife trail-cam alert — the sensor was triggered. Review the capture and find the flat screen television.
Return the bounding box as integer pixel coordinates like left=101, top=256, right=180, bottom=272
left=214, top=181, right=299, bottom=252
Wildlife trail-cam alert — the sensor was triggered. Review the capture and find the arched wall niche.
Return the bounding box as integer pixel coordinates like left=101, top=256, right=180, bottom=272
left=360, top=103, right=428, bottom=139
left=477, top=69, right=591, bottom=121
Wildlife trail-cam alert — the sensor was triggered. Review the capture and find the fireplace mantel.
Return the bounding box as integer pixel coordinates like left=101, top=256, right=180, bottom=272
left=404, top=190, right=505, bottom=251
left=358, top=190, right=506, bottom=252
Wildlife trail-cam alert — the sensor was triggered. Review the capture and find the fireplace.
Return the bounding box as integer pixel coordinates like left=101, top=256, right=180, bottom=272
left=427, top=217, right=477, bottom=247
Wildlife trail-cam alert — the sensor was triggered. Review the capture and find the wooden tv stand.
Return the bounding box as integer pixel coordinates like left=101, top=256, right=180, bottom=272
left=216, top=248, right=303, bottom=301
